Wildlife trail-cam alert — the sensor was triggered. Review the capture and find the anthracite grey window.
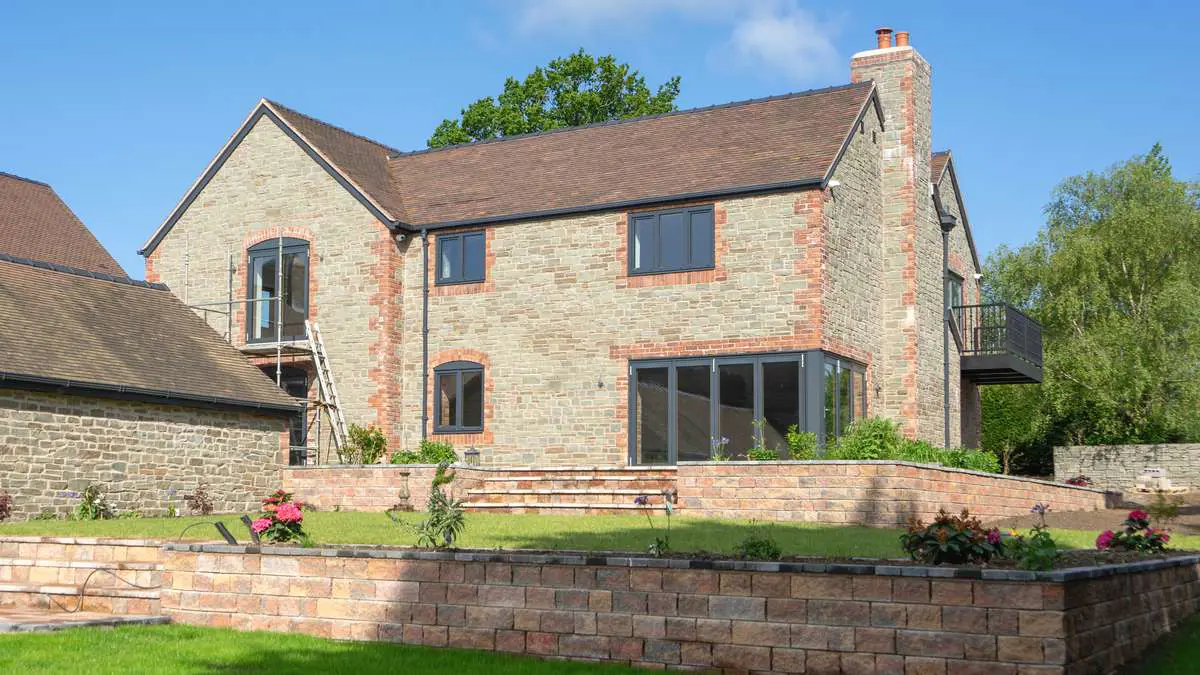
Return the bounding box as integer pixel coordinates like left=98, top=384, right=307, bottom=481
left=437, top=232, right=486, bottom=284
left=247, top=238, right=309, bottom=343
left=629, top=205, right=714, bottom=275
left=434, top=361, right=484, bottom=433
left=631, top=352, right=809, bottom=465
left=946, top=271, right=964, bottom=329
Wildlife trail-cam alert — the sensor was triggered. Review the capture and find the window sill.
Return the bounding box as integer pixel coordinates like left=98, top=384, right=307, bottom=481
left=627, top=265, right=716, bottom=278
left=434, top=278, right=487, bottom=287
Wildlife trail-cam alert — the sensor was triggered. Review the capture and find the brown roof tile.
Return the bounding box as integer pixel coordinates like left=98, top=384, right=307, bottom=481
left=0, top=256, right=298, bottom=412
left=0, top=172, right=126, bottom=276
left=931, top=150, right=950, bottom=183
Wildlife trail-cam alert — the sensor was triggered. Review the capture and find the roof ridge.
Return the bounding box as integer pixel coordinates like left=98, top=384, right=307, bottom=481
left=388, top=81, right=871, bottom=159
left=0, top=170, right=50, bottom=187
left=264, top=99, right=404, bottom=156
left=0, top=252, right=165, bottom=290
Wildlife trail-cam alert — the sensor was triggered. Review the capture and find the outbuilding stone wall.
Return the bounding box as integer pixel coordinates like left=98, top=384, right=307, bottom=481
left=0, top=389, right=287, bottom=519
left=1055, top=444, right=1200, bottom=491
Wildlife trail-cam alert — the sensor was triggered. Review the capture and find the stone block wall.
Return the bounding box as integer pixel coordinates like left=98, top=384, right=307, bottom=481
left=1054, top=444, right=1200, bottom=490
left=676, top=462, right=1112, bottom=526
left=159, top=544, right=1200, bottom=674
left=0, top=389, right=287, bottom=519
left=281, top=465, right=454, bottom=513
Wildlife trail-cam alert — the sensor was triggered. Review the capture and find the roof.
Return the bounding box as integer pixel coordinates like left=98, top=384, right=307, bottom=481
left=142, top=82, right=880, bottom=252
left=0, top=172, right=125, bottom=276
left=0, top=254, right=299, bottom=413
left=931, top=151, right=950, bottom=183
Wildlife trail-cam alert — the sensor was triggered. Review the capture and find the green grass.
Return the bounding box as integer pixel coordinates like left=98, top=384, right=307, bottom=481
left=2, top=511, right=1197, bottom=558
left=1121, top=613, right=1200, bottom=674
left=0, top=624, right=649, bottom=675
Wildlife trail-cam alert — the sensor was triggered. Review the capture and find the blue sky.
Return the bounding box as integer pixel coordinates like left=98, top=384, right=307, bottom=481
left=2, top=1, right=1196, bottom=278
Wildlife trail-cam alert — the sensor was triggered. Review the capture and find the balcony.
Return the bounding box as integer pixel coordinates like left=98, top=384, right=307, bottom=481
left=954, top=303, right=1044, bottom=384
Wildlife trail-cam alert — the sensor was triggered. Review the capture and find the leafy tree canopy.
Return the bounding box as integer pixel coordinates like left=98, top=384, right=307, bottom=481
left=984, top=144, right=1200, bottom=448
left=428, top=49, right=681, bottom=148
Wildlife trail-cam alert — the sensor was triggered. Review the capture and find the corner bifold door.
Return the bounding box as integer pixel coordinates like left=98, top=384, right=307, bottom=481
left=630, top=354, right=806, bottom=465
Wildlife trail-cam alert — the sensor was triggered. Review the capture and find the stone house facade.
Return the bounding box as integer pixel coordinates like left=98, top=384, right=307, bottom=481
left=141, top=29, right=1037, bottom=467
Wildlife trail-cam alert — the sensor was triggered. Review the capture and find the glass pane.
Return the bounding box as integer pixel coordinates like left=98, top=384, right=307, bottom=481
left=718, top=363, right=755, bottom=458
left=437, top=372, right=457, bottom=428
left=439, top=236, right=461, bottom=281
left=762, top=361, right=800, bottom=456
left=461, top=370, right=483, bottom=428
left=634, top=368, right=669, bottom=465
left=689, top=209, right=714, bottom=268
left=839, top=367, right=852, bottom=435
left=632, top=216, right=655, bottom=272
left=676, top=365, right=712, bottom=461
left=463, top=233, right=485, bottom=281
left=252, top=255, right=277, bottom=341
left=823, top=361, right=836, bottom=442
left=659, top=211, right=687, bottom=270
left=282, top=250, right=308, bottom=340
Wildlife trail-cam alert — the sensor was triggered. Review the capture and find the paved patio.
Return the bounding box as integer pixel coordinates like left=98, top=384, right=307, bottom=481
left=0, top=608, right=168, bottom=633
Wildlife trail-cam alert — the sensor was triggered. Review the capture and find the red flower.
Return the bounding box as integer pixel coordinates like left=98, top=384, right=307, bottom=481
left=1129, top=510, right=1149, bottom=522
left=1096, top=530, right=1114, bottom=549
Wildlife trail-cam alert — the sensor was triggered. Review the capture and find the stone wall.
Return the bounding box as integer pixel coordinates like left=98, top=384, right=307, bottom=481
left=281, top=465, right=451, bottom=513
left=676, top=461, right=1113, bottom=526
left=0, top=536, right=164, bottom=614
left=1055, top=444, right=1200, bottom=490
left=0, top=389, right=287, bottom=519
left=160, top=543, right=1200, bottom=674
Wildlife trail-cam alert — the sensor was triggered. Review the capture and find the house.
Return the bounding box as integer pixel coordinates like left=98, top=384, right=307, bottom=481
left=139, top=28, right=1041, bottom=467
left=0, top=171, right=300, bottom=519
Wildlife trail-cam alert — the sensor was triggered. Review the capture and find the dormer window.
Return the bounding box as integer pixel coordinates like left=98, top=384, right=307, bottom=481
left=247, top=238, right=309, bottom=343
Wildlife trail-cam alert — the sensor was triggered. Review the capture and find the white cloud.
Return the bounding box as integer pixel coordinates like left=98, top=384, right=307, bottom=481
left=509, top=0, right=842, bottom=83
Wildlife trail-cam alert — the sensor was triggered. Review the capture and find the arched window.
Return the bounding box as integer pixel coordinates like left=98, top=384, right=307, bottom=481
left=247, top=238, right=309, bottom=343
left=434, top=360, right=484, bottom=433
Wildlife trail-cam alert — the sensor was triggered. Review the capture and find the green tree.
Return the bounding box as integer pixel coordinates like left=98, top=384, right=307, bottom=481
left=984, top=145, right=1200, bottom=449
left=979, top=385, right=1045, bottom=475
left=428, top=49, right=681, bottom=148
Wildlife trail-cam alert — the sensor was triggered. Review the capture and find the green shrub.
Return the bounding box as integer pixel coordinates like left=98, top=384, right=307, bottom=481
left=390, top=440, right=459, bottom=465
left=786, top=425, right=817, bottom=460
left=346, top=424, right=388, bottom=465
left=747, top=447, right=780, bottom=461
left=734, top=529, right=782, bottom=560
left=73, top=484, right=113, bottom=521
left=416, top=463, right=466, bottom=548
left=828, top=418, right=905, bottom=460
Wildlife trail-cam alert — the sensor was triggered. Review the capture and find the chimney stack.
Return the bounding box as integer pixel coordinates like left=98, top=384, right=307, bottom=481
left=875, top=27, right=894, bottom=49
left=895, top=31, right=910, bottom=47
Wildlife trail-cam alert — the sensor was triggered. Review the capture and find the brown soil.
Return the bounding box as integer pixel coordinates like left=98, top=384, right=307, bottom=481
left=986, top=491, right=1200, bottom=535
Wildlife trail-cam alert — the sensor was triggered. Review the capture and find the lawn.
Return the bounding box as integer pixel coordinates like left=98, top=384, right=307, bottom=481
left=0, top=624, right=649, bottom=675
left=1121, top=613, right=1200, bottom=674
left=2, top=511, right=1198, bottom=557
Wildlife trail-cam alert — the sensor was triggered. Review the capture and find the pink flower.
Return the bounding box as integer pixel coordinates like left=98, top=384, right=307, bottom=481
left=1096, top=530, right=1114, bottom=549
left=251, top=518, right=272, bottom=534
left=986, top=529, right=1002, bottom=545
left=275, top=502, right=303, bottom=524
left=1129, top=510, right=1149, bottom=522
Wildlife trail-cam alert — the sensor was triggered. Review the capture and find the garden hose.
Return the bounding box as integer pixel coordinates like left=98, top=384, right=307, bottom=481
left=62, top=567, right=163, bottom=614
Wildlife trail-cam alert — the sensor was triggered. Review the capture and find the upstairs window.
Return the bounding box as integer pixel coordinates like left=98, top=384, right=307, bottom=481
left=946, top=271, right=964, bottom=330
left=629, top=205, right=715, bottom=275
left=247, top=238, right=309, bottom=343
left=437, top=231, right=486, bottom=284
left=434, top=361, right=484, bottom=433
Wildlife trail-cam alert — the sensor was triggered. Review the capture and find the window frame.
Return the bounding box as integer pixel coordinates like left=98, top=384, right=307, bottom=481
left=822, top=355, right=867, bottom=445
left=627, top=205, right=716, bottom=276
left=433, top=360, right=484, bottom=434
left=246, top=237, right=309, bottom=344
left=435, top=231, right=486, bottom=285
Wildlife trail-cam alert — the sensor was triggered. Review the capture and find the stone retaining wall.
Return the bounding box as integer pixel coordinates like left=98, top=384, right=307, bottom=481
left=160, top=543, right=1200, bottom=674
left=1055, top=444, right=1200, bottom=491
left=676, top=461, right=1115, bottom=526
left=280, top=465, right=449, bottom=513
left=0, top=388, right=288, bottom=520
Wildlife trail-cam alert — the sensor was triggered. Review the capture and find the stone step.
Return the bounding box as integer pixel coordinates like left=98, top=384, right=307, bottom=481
left=464, top=501, right=669, bottom=515
left=0, top=610, right=170, bottom=633
left=0, top=558, right=162, bottom=588
left=474, top=477, right=676, bottom=492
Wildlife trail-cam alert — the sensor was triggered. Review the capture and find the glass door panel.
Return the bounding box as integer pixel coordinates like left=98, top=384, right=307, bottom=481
left=634, top=368, right=669, bottom=464
left=718, top=363, right=755, bottom=458
left=676, top=365, right=713, bottom=461
left=761, top=360, right=800, bottom=456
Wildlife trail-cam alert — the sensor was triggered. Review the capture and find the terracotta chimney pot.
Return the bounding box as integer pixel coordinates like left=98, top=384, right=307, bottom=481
left=875, top=27, right=894, bottom=49
left=895, top=31, right=910, bottom=47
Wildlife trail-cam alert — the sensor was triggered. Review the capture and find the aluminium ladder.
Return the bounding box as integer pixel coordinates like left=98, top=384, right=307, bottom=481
left=306, top=320, right=348, bottom=452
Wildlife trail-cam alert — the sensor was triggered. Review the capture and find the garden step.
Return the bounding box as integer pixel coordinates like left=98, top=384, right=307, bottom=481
left=0, top=582, right=162, bottom=615
left=464, top=502, right=664, bottom=512
left=466, top=488, right=663, bottom=495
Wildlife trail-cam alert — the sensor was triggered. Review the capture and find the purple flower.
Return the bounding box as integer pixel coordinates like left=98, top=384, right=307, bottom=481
left=633, top=496, right=650, bottom=506
left=986, top=529, right=1002, bottom=545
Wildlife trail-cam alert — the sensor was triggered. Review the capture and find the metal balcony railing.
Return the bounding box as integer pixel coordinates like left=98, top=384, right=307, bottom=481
left=954, top=303, right=1043, bottom=368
